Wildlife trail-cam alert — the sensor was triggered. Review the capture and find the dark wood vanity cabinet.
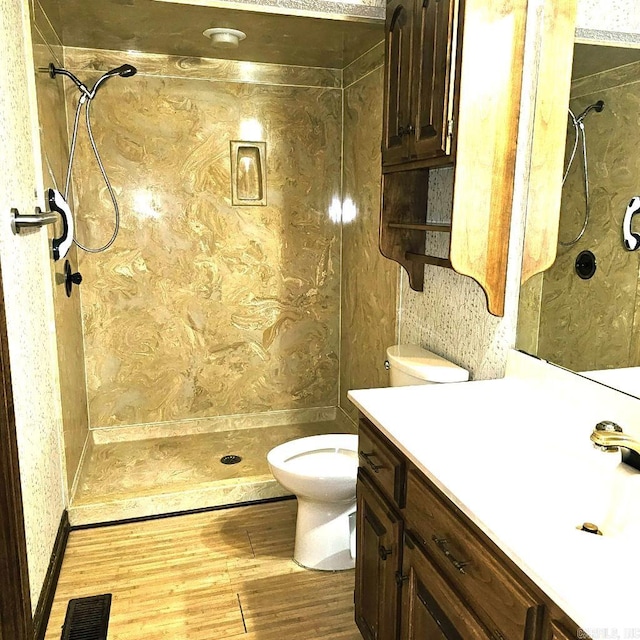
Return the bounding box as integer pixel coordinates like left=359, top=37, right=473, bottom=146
left=355, top=415, right=589, bottom=640
left=382, top=0, right=460, bottom=170
left=400, top=532, right=492, bottom=639
left=355, top=470, right=402, bottom=640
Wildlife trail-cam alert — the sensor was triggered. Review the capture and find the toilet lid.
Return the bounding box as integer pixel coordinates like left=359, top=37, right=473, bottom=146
left=386, top=344, right=469, bottom=383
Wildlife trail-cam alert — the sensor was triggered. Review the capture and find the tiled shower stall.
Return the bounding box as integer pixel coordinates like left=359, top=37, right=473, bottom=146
left=31, top=2, right=398, bottom=524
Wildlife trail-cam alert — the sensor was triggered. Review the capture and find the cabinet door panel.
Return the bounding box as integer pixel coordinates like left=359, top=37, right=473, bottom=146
left=355, top=470, right=402, bottom=640
left=359, top=418, right=405, bottom=507
left=383, top=0, right=413, bottom=167
left=405, top=469, right=541, bottom=639
left=411, top=0, right=459, bottom=160
left=400, top=534, right=492, bottom=640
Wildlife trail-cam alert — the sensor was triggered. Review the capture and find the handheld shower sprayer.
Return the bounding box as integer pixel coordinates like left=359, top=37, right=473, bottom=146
left=49, top=62, right=137, bottom=100
left=48, top=60, right=138, bottom=255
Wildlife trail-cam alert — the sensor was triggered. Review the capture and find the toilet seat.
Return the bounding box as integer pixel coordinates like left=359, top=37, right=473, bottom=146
left=268, top=434, right=357, bottom=478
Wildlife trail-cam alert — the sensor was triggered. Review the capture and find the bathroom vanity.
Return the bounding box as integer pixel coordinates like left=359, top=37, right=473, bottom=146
left=355, top=416, right=577, bottom=639
left=349, top=353, right=640, bottom=640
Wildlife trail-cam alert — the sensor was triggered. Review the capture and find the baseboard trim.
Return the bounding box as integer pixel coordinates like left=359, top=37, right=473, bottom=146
left=33, top=510, right=70, bottom=640
left=70, top=494, right=296, bottom=531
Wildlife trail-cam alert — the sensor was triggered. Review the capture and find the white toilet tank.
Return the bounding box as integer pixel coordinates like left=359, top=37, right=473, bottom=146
left=386, top=344, right=469, bottom=386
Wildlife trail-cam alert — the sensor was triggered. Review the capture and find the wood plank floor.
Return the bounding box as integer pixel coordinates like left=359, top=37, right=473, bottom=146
left=45, top=500, right=361, bottom=640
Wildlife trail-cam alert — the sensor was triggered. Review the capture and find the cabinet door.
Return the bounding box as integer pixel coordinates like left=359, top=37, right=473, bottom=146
left=399, top=534, right=492, bottom=640
left=550, top=622, right=583, bottom=640
left=382, top=0, right=414, bottom=167
left=410, top=0, right=459, bottom=161
left=355, top=470, right=402, bottom=640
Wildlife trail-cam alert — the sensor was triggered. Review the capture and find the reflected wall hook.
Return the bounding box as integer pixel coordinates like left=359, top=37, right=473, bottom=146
left=623, top=196, right=640, bottom=251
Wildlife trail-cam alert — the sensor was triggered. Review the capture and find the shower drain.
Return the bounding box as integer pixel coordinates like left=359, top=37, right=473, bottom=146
left=220, top=454, right=242, bottom=465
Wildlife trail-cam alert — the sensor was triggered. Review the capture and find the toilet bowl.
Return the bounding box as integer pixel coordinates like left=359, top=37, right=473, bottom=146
left=267, top=433, right=358, bottom=571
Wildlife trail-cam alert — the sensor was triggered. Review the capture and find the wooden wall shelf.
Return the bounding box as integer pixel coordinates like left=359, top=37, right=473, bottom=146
left=380, top=0, right=577, bottom=317
left=388, top=222, right=452, bottom=232
left=380, top=170, right=454, bottom=293
left=406, top=253, right=452, bottom=268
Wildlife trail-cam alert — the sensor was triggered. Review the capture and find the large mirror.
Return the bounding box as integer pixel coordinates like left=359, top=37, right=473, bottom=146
left=517, top=40, right=640, bottom=396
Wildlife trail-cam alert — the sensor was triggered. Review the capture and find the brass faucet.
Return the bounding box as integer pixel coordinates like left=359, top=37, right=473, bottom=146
left=590, top=421, right=640, bottom=471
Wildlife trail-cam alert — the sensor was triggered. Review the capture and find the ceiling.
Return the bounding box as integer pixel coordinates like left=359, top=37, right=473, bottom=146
left=40, top=0, right=384, bottom=68
left=572, top=42, right=640, bottom=80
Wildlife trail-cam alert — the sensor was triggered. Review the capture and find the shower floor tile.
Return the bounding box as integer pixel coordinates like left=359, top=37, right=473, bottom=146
left=70, top=417, right=354, bottom=526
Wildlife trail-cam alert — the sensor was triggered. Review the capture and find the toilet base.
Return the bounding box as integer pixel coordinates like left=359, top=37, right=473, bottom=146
left=293, top=497, right=356, bottom=571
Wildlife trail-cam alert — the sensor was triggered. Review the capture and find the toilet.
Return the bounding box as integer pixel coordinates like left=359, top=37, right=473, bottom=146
left=267, top=433, right=358, bottom=571
left=267, top=344, right=468, bottom=572
left=386, top=343, right=469, bottom=386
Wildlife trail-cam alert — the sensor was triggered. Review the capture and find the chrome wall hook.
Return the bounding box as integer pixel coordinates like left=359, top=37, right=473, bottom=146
left=11, top=189, right=75, bottom=261
left=11, top=207, right=58, bottom=234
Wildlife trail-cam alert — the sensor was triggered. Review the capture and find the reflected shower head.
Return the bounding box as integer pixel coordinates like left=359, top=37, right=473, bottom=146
left=576, top=100, right=605, bottom=123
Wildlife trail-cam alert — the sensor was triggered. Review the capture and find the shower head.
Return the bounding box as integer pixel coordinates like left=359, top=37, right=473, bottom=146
left=576, top=100, right=605, bottom=123
left=107, top=64, right=138, bottom=78
left=91, top=64, right=138, bottom=95
left=49, top=62, right=137, bottom=99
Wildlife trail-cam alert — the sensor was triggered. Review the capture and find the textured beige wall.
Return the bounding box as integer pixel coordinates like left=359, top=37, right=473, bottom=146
left=576, top=0, right=640, bottom=40
left=64, top=49, right=342, bottom=429
left=340, top=44, right=398, bottom=421
left=0, top=0, right=66, bottom=611
left=398, top=167, right=521, bottom=379
left=31, top=1, right=90, bottom=493
left=536, top=62, right=640, bottom=371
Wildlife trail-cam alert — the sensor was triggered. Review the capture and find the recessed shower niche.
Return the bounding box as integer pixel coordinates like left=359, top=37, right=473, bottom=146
left=231, top=141, right=266, bottom=206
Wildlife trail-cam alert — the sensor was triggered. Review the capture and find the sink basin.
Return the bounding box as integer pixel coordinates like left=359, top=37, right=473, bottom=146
left=541, top=455, right=640, bottom=540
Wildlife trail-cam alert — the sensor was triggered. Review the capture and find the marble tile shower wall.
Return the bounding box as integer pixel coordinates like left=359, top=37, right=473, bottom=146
left=31, top=3, right=90, bottom=491
left=340, top=44, right=398, bottom=422
left=64, top=47, right=344, bottom=430
left=536, top=61, right=640, bottom=371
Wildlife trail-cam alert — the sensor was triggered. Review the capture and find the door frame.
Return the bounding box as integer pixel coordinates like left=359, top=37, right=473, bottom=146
left=0, top=262, right=33, bottom=640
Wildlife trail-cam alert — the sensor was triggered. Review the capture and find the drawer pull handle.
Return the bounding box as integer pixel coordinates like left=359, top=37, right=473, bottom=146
left=378, top=545, right=393, bottom=560
left=432, top=535, right=471, bottom=574
left=395, top=571, right=409, bottom=587
left=359, top=450, right=383, bottom=473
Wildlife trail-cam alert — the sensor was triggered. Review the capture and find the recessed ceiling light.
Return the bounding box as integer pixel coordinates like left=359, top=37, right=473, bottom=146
left=203, top=28, right=247, bottom=49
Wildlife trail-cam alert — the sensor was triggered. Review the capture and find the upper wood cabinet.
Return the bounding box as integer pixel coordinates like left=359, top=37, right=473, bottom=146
left=382, top=0, right=460, bottom=170
left=378, top=0, right=578, bottom=317
left=383, top=0, right=414, bottom=166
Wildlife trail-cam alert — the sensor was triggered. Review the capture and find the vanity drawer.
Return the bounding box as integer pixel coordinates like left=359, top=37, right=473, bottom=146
left=405, top=468, right=542, bottom=640
left=358, top=418, right=405, bottom=508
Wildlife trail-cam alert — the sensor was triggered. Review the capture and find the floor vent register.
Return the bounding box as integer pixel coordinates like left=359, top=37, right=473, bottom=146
left=60, top=594, right=112, bottom=640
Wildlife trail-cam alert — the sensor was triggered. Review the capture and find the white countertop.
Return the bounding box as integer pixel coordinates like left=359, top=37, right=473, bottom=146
left=348, top=372, right=640, bottom=636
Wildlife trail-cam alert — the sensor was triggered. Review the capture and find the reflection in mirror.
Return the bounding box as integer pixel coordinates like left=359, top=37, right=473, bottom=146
left=517, top=41, right=640, bottom=391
